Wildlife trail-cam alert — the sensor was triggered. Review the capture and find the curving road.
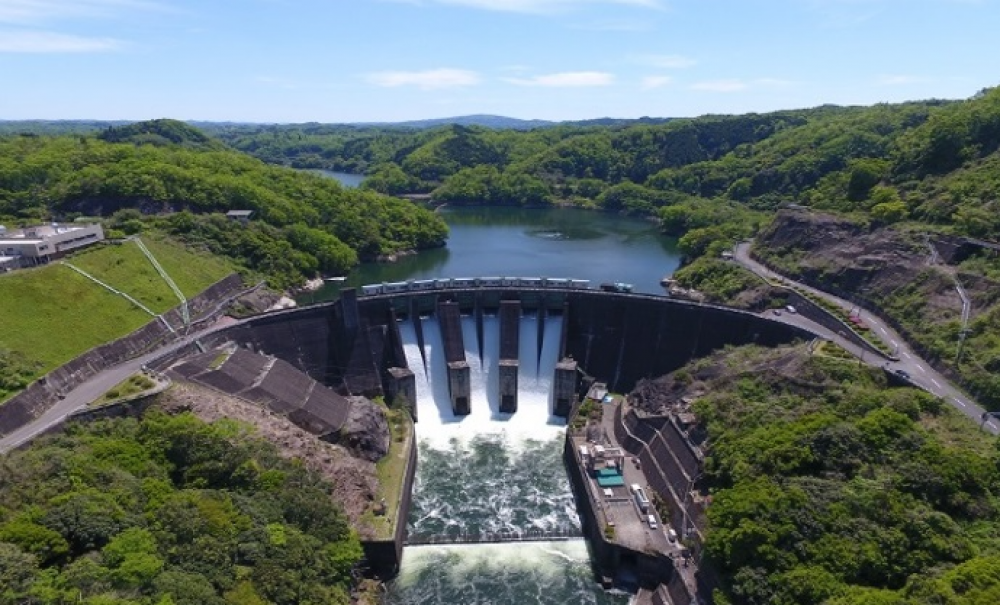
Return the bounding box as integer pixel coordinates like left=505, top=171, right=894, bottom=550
left=0, top=316, right=241, bottom=455
left=734, top=242, right=997, bottom=435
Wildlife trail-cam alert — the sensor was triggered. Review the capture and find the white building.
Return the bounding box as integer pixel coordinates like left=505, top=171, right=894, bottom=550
left=0, top=223, right=105, bottom=270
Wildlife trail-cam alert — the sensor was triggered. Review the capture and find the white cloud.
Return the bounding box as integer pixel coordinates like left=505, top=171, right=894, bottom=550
left=366, top=68, right=481, bottom=90
left=0, top=0, right=165, bottom=24
left=634, top=53, right=697, bottom=69
left=691, top=79, right=748, bottom=93
left=390, top=0, right=663, bottom=14
left=0, top=29, right=119, bottom=52
left=878, top=74, right=930, bottom=86
left=504, top=71, right=615, bottom=87
left=640, top=75, right=672, bottom=90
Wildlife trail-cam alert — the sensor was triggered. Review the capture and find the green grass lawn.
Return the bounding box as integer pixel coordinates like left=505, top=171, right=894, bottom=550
left=68, top=236, right=236, bottom=313
left=139, top=235, right=237, bottom=298
left=93, top=373, right=158, bottom=406
left=0, top=234, right=237, bottom=404
left=373, top=407, right=414, bottom=539
left=0, top=265, right=152, bottom=375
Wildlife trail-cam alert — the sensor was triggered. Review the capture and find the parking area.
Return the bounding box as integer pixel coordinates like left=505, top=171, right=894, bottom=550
left=574, top=433, right=672, bottom=556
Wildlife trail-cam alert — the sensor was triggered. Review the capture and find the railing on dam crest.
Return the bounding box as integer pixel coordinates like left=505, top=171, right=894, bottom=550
left=405, top=526, right=583, bottom=546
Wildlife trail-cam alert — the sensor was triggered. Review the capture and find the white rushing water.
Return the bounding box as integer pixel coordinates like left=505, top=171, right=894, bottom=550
left=385, top=541, right=630, bottom=605
left=401, top=314, right=567, bottom=450
left=388, top=313, right=628, bottom=604
left=400, top=314, right=578, bottom=538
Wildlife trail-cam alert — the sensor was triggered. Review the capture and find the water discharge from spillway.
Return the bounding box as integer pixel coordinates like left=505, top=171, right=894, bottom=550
left=388, top=314, right=629, bottom=604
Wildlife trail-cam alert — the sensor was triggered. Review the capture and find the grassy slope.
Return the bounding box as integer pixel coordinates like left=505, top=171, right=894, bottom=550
left=373, top=407, right=414, bottom=539
left=0, top=236, right=236, bottom=402
left=0, top=265, right=150, bottom=373
left=69, top=236, right=236, bottom=312
left=139, top=234, right=239, bottom=298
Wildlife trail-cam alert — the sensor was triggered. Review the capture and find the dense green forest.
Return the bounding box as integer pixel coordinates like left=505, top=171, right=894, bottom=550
left=673, top=344, right=1000, bottom=605
left=5, top=88, right=999, bottom=283
left=205, top=87, right=1000, bottom=250
left=0, top=120, right=448, bottom=288
left=0, top=410, right=362, bottom=605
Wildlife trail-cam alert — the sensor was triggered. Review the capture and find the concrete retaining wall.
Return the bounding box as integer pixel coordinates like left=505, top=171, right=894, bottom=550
left=361, top=419, right=418, bottom=577
left=784, top=290, right=889, bottom=359
left=0, top=274, right=245, bottom=437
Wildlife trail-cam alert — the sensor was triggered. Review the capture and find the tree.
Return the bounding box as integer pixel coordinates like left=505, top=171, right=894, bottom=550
left=0, top=542, right=38, bottom=601
left=102, top=528, right=164, bottom=589
left=870, top=200, right=908, bottom=224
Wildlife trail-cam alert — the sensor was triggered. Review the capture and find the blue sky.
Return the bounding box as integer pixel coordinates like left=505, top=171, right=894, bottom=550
left=0, top=0, right=996, bottom=123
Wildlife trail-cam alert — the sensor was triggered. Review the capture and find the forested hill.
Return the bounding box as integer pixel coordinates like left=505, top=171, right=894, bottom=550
left=358, top=114, right=557, bottom=130
left=649, top=343, right=1000, bottom=605
left=0, top=122, right=448, bottom=288
left=207, top=87, right=1000, bottom=245
left=4, top=88, right=999, bottom=285
left=0, top=411, right=363, bottom=604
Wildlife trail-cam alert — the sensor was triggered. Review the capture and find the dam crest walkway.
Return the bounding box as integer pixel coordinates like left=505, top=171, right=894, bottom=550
left=405, top=527, right=583, bottom=546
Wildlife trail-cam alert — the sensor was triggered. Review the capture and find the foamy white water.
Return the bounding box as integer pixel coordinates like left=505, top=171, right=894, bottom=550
left=400, top=313, right=579, bottom=538
left=385, top=541, right=629, bottom=605
left=400, top=314, right=566, bottom=451
left=391, top=313, right=626, bottom=604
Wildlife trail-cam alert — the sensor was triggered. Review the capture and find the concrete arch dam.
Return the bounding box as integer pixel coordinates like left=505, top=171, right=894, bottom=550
left=192, top=285, right=813, bottom=420
left=154, top=284, right=815, bottom=569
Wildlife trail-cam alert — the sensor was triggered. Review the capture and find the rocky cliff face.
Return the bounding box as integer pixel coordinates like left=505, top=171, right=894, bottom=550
left=338, top=396, right=390, bottom=462
left=755, top=210, right=963, bottom=320
left=757, top=211, right=931, bottom=296
left=754, top=209, right=1000, bottom=406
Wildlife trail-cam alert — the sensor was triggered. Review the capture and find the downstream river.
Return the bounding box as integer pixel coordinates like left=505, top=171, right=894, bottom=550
left=313, top=171, right=682, bottom=604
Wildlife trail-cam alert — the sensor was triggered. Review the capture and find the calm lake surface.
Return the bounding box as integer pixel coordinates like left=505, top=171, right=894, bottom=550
left=313, top=170, right=365, bottom=188
left=306, top=206, right=682, bottom=303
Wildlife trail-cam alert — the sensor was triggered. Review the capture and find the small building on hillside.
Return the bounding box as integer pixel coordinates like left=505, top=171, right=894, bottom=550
left=226, top=210, right=253, bottom=224
left=0, top=223, right=105, bottom=269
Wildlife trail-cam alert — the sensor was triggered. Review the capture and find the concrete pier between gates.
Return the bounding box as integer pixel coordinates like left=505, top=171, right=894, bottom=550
left=437, top=300, right=470, bottom=415
left=498, top=300, right=521, bottom=413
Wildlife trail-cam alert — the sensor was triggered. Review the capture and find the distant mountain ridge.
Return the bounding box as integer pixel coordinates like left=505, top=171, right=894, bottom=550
left=1, top=114, right=675, bottom=135
left=358, top=114, right=557, bottom=130
left=357, top=114, right=675, bottom=130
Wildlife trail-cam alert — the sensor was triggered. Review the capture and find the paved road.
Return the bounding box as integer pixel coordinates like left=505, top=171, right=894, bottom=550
left=0, top=281, right=258, bottom=454
left=734, top=242, right=998, bottom=435
left=0, top=322, right=229, bottom=454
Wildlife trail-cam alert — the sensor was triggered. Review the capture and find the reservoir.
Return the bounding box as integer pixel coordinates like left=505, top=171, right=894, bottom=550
left=313, top=169, right=365, bottom=188
left=307, top=206, right=681, bottom=303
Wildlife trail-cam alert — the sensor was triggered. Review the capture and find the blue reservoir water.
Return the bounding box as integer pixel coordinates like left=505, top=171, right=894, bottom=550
left=307, top=206, right=681, bottom=303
